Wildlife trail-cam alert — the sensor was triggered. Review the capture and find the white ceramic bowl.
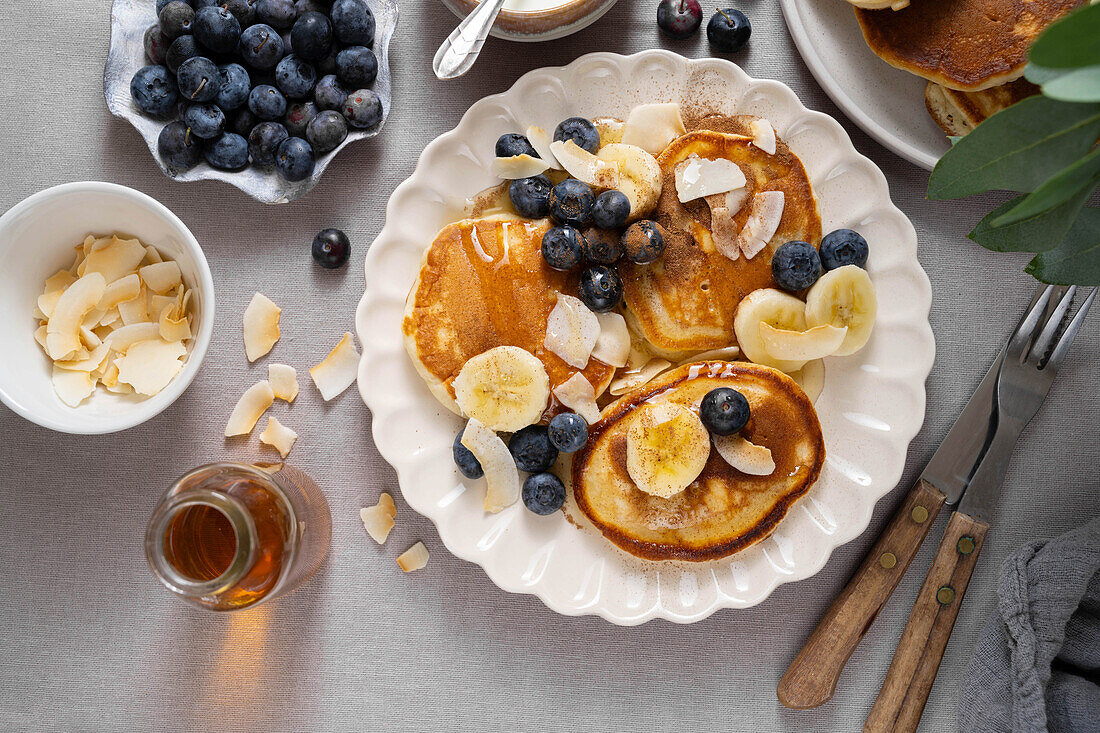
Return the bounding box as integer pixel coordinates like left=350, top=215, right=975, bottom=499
left=439, top=0, right=619, bottom=41
left=0, top=182, right=215, bottom=434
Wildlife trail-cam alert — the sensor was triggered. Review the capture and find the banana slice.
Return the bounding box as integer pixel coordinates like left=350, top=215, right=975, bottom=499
left=805, top=265, right=877, bottom=356
left=759, top=323, right=848, bottom=361
left=733, top=288, right=810, bottom=373
left=460, top=418, right=520, bottom=513
left=453, top=346, right=550, bottom=432
left=596, top=143, right=662, bottom=221
left=626, top=402, right=711, bottom=498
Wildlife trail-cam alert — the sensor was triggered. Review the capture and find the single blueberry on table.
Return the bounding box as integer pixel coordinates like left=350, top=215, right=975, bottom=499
left=591, top=189, right=630, bottom=229
left=165, top=35, right=200, bottom=74
left=453, top=430, right=483, bottom=479
left=158, top=1, right=195, bottom=40
left=548, top=412, right=588, bottom=453
left=578, top=264, right=623, bottom=312
left=275, top=136, right=315, bottom=181
left=224, top=0, right=258, bottom=27
left=771, top=240, right=822, bottom=292
left=707, top=8, right=751, bottom=53
left=621, top=220, right=666, bottom=264
left=495, top=133, right=537, bottom=159
left=284, top=100, right=319, bottom=137
left=508, top=174, right=552, bottom=219
left=182, top=102, right=226, bottom=138
left=247, top=120, right=289, bottom=165
left=248, top=83, right=288, bottom=119
left=313, top=74, right=347, bottom=110
left=657, top=0, right=703, bottom=39
left=700, top=387, right=750, bottom=436
left=522, top=473, right=567, bottom=515
left=238, top=23, right=285, bottom=70
left=144, top=25, right=170, bottom=65
left=306, top=109, right=348, bottom=153
left=583, top=227, right=622, bottom=265
left=229, top=107, right=258, bottom=136
left=820, top=229, right=869, bottom=271
left=204, top=132, right=250, bottom=169
left=541, top=226, right=585, bottom=271
left=275, top=53, right=318, bottom=98
left=158, top=120, right=203, bottom=170
left=131, top=65, right=178, bottom=117
left=335, top=46, right=377, bottom=88
left=215, top=63, right=251, bottom=111
left=508, top=426, right=559, bottom=473
left=291, top=11, right=333, bottom=61
left=256, top=0, right=297, bottom=29
left=342, top=88, right=382, bottom=128
left=193, top=6, right=242, bottom=54
left=553, top=117, right=600, bottom=154
left=312, top=228, right=351, bottom=269
left=549, top=178, right=595, bottom=228
left=176, top=56, right=221, bottom=103
left=330, top=0, right=375, bottom=46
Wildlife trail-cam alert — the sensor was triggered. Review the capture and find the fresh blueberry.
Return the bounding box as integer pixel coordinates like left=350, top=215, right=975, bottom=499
left=522, top=473, right=566, bottom=515
left=700, top=387, right=750, bottom=436
left=193, top=6, right=241, bottom=53
left=553, top=117, right=600, bottom=154
left=583, top=227, right=622, bottom=265
left=314, top=51, right=339, bottom=77
left=291, top=11, right=333, bottom=61
left=621, top=220, right=666, bottom=264
left=182, top=103, right=226, bottom=138
left=330, top=0, right=375, bottom=45
left=591, top=190, right=630, bottom=229
left=176, top=56, right=220, bottom=103
left=275, top=54, right=317, bottom=98
left=256, top=0, right=296, bottom=29
left=541, top=226, right=585, bottom=271
left=306, top=109, right=348, bottom=153
left=508, top=426, right=559, bottom=473
left=191, top=0, right=222, bottom=7
left=771, top=240, right=822, bottom=292
left=247, top=120, right=289, bottom=165
left=204, top=132, right=250, bottom=169
left=578, top=264, right=623, bottom=312
left=820, top=229, right=869, bottom=271
left=165, top=35, right=200, bottom=74
left=657, top=0, right=703, bottom=39
left=453, top=430, right=483, bottom=479
left=275, top=136, right=315, bottom=181
left=548, top=412, right=588, bottom=453
left=295, top=0, right=328, bottom=15
left=335, top=46, right=377, bottom=88
left=284, top=100, right=319, bottom=136
left=238, top=23, right=285, bottom=69
left=225, top=0, right=258, bottom=26
left=549, top=179, right=595, bottom=227
left=281, top=29, right=295, bottom=55
left=707, top=8, right=751, bottom=53
left=495, top=133, right=537, bottom=159
left=157, top=0, right=191, bottom=13
left=229, top=107, right=258, bottom=136
left=144, top=25, right=170, bottom=65
left=158, top=1, right=195, bottom=40
left=248, top=83, right=287, bottom=119
left=158, top=120, right=203, bottom=170
left=342, top=88, right=383, bottom=128
left=313, top=74, right=347, bottom=110
left=131, top=65, right=178, bottom=117
left=509, top=175, right=552, bottom=219
left=312, top=228, right=351, bottom=268
left=215, top=63, right=251, bottom=111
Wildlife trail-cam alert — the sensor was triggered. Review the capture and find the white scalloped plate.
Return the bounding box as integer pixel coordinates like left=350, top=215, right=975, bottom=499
left=356, top=51, right=934, bottom=625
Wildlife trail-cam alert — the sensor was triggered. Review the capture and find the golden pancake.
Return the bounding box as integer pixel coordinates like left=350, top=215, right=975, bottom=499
left=572, top=361, right=825, bottom=562
left=403, top=214, right=616, bottom=419
left=855, top=0, right=1087, bottom=92
left=924, top=78, right=1039, bottom=137
left=620, top=120, right=821, bottom=355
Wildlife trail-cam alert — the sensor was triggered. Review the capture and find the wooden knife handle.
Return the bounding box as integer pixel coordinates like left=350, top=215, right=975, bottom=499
left=863, top=511, right=989, bottom=733
left=777, top=479, right=947, bottom=709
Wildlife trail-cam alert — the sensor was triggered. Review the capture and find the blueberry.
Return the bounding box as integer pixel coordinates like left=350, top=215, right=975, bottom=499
left=281, top=29, right=295, bottom=54
left=275, top=54, right=317, bottom=98
left=312, top=228, right=351, bottom=268
left=553, top=117, right=600, bottom=154
left=495, top=133, right=537, bottom=159
left=578, top=264, right=623, bottom=312
left=191, top=0, right=222, bottom=7
left=158, top=1, right=195, bottom=40
left=182, top=103, right=226, bottom=138
left=342, top=88, right=383, bottom=128
left=131, top=65, right=178, bottom=117
left=335, top=46, right=378, bottom=88
left=176, top=56, right=220, bottom=103
left=707, top=8, right=751, bottom=53
left=158, top=120, right=203, bottom=170
left=248, top=83, right=287, bottom=119
left=313, top=74, right=347, bottom=110
left=291, top=11, right=333, bottom=60
left=621, top=220, right=666, bottom=264
left=330, top=0, right=375, bottom=45
left=225, top=0, right=259, bottom=26
left=306, top=109, right=348, bottom=153
left=508, top=426, right=559, bottom=473
left=248, top=120, right=289, bottom=165
left=657, top=0, right=703, bottom=39
left=548, top=412, right=588, bottom=453
left=284, top=100, right=319, bottom=136
left=229, top=107, right=258, bottom=136
left=700, top=388, right=750, bottom=436
left=157, top=0, right=190, bottom=12
left=453, top=430, right=483, bottom=479
left=256, top=0, right=297, bottom=29
left=295, top=0, right=328, bottom=15
left=238, top=23, right=285, bottom=69
left=549, top=179, right=595, bottom=227
left=165, top=35, right=200, bottom=74
left=591, top=190, right=630, bottom=229
left=522, top=473, right=566, bottom=515
left=314, top=51, right=339, bottom=77
left=541, top=226, right=585, bottom=271
left=583, top=227, right=622, bottom=265
left=508, top=175, right=552, bottom=219
left=144, top=25, right=170, bottom=65
left=193, top=6, right=241, bottom=53
left=275, top=136, right=315, bottom=181
left=820, top=229, right=869, bottom=271
left=215, top=63, right=251, bottom=111
left=771, top=240, right=822, bottom=292
left=204, top=132, right=250, bottom=169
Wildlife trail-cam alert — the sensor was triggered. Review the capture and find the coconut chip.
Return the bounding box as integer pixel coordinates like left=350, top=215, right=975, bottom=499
left=396, top=542, right=429, bottom=572
left=224, top=380, right=275, bottom=437
left=544, top=293, right=599, bottom=369
left=461, top=418, right=520, bottom=513
left=591, top=312, right=631, bottom=368
left=158, top=304, right=192, bottom=343
left=268, top=363, right=299, bottom=402
left=609, top=358, right=672, bottom=396
left=675, top=157, right=747, bottom=203
left=737, top=191, right=785, bottom=260
left=713, top=434, right=775, bottom=476
left=548, top=140, right=620, bottom=189
left=621, top=103, right=687, bottom=155
left=705, top=193, right=742, bottom=261
left=117, top=291, right=150, bottom=326
left=552, top=373, right=601, bottom=424
left=359, top=491, right=397, bottom=544
left=104, top=322, right=160, bottom=353
left=750, top=118, right=777, bottom=155
left=114, top=338, right=187, bottom=396
left=243, top=292, right=281, bottom=362
left=79, top=236, right=146, bottom=283
left=259, top=416, right=298, bottom=458
left=143, top=245, right=163, bottom=264
left=310, top=332, right=360, bottom=401
left=526, top=125, right=562, bottom=169
left=99, top=273, right=142, bottom=311
left=45, top=272, right=107, bottom=360
left=52, top=366, right=96, bottom=407
left=491, top=154, right=551, bottom=180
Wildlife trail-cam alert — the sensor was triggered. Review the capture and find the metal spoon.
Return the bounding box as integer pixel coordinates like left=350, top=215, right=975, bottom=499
left=433, top=0, right=507, bottom=80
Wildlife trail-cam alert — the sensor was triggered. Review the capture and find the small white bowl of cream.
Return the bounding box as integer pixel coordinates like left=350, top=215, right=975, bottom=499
left=440, top=0, right=620, bottom=41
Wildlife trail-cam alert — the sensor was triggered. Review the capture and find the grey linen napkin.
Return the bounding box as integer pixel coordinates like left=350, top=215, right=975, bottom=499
left=959, top=516, right=1100, bottom=733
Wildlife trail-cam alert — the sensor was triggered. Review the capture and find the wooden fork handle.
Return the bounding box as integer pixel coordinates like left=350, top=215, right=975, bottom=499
left=864, top=511, right=989, bottom=733
left=777, top=479, right=947, bottom=709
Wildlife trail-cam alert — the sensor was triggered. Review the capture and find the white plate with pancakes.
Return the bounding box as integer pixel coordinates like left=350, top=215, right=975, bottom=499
left=356, top=50, right=934, bottom=624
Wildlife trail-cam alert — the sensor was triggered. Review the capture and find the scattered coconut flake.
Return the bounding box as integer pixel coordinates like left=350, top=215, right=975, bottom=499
left=143, top=245, right=163, bottom=264
left=491, top=154, right=551, bottom=180
left=544, top=293, right=600, bottom=369
left=268, top=363, right=299, bottom=402
left=526, top=125, right=562, bottom=169
left=43, top=270, right=76, bottom=295
left=99, top=274, right=142, bottom=311
left=760, top=323, right=847, bottom=361
left=396, top=542, right=429, bottom=572
left=737, top=191, right=785, bottom=259
left=52, top=366, right=96, bottom=407
left=713, top=434, right=775, bottom=476
left=114, top=339, right=186, bottom=396
left=259, top=416, right=298, bottom=458
left=750, top=118, right=777, bottom=155
left=609, top=358, right=672, bottom=396
left=706, top=193, right=742, bottom=261
left=310, top=332, right=360, bottom=400
left=117, top=292, right=150, bottom=326
left=45, top=272, right=107, bottom=360
left=243, top=292, right=281, bottom=362
left=33, top=325, right=48, bottom=351
left=591, top=311, right=630, bottom=367
left=158, top=305, right=192, bottom=342
left=104, top=322, right=160, bottom=353
left=359, top=492, right=397, bottom=544
left=548, top=140, right=620, bottom=189
left=552, top=373, right=601, bottom=424
left=675, top=157, right=747, bottom=203
left=101, top=360, right=121, bottom=388
left=149, top=294, right=178, bottom=321
left=55, top=342, right=110, bottom=373
left=225, top=380, right=275, bottom=437
left=790, top=359, right=825, bottom=403
left=37, top=290, right=64, bottom=320
left=461, top=418, right=520, bottom=513
left=99, top=308, right=120, bottom=327
left=621, top=103, right=687, bottom=155
left=80, top=236, right=146, bottom=283
left=725, top=187, right=750, bottom=215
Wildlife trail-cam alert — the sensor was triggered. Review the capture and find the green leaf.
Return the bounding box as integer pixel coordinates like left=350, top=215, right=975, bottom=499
left=970, top=189, right=1094, bottom=252
left=1024, top=62, right=1068, bottom=85
left=1029, top=4, right=1100, bottom=69
left=1043, top=65, right=1100, bottom=102
left=991, top=148, right=1100, bottom=226
left=927, top=96, right=1100, bottom=200
left=1026, top=208, right=1100, bottom=284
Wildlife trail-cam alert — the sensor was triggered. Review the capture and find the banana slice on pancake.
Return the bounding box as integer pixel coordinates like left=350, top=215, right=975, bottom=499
left=805, top=266, right=877, bottom=356
left=453, top=346, right=550, bottom=432
left=626, top=402, right=711, bottom=498
left=733, top=289, right=810, bottom=372
left=596, top=143, right=662, bottom=221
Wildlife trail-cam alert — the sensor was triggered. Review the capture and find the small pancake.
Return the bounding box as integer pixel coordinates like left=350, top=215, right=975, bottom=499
left=572, top=361, right=825, bottom=562
left=855, top=0, right=1087, bottom=92
left=924, top=78, right=1039, bottom=136
left=621, top=120, right=821, bottom=354
left=403, top=215, right=616, bottom=419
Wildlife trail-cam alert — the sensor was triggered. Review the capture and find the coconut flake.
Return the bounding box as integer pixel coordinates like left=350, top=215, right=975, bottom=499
left=114, top=339, right=186, bottom=396
left=790, top=359, right=825, bottom=403
left=491, top=154, right=551, bottom=180
left=158, top=305, right=192, bottom=342
left=117, top=291, right=150, bottom=326
left=243, top=292, right=281, bottom=362
left=738, top=191, right=785, bottom=259
left=143, top=245, right=163, bottom=264
left=705, top=193, right=742, bottom=261
left=548, top=140, right=620, bottom=189
left=544, top=293, right=599, bottom=369
left=552, top=373, right=601, bottom=424
left=34, top=325, right=48, bottom=352
left=99, top=273, right=142, bottom=311
left=591, top=312, right=630, bottom=367
left=461, top=418, right=520, bottom=513
left=360, top=492, right=397, bottom=544
left=310, top=332, right=360, bottom=401
left=80, top=236, right=147, bottom=283
left=750, top=118, right=777, bottom=155
left=55, top=342, right=110, bottom=373
left=225, top=380, right=275, bottom=437
left=259, top=416, right=298, bottom=458
left=138, top=261, right=181, bottom=294
left=609, top=358, right=672, bottom=396
left=713, top=434, right=775, bottom=476
left=675, top=157, right=748, bottom=203
left=268, top=363, right=299, bottom=402
left=105, top=322, right=161, bottom=353
left=52, top=366, right=96, bottom=407
left=526, top=126, right=562, bottom=169
left=396, top=542, right=429, bottom=572
left=45, top=272, right=107, bottom=360
left=621, top=103, right=687, bottom=155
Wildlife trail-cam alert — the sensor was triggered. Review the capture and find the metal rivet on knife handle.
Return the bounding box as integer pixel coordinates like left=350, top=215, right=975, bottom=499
left=911, top=505, right=929, bottom=524
left=936, top=586, right=955, bottom=605
left=879, top=552, right=897, bottom=569
left=957, top=536, right=976, bottom=555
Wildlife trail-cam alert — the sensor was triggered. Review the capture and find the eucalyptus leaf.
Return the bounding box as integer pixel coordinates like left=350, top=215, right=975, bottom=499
left=991, top=148, right=1100, bottom=226
left=927, top=96, right=1100, bottom=199
left=1028, top=3, right=1100, bottom=69
left=1024, top=62, right=1068, bottom=85
left=970, top=189, right=1094, bottom=252
left=1025, top=208, right=1100, bottom=284
left=1042, top=65, right=1100, bottom=102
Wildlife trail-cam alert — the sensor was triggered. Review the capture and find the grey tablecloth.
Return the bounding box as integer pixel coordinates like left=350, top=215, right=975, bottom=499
left=2, top=3, right=1099, bottom=732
